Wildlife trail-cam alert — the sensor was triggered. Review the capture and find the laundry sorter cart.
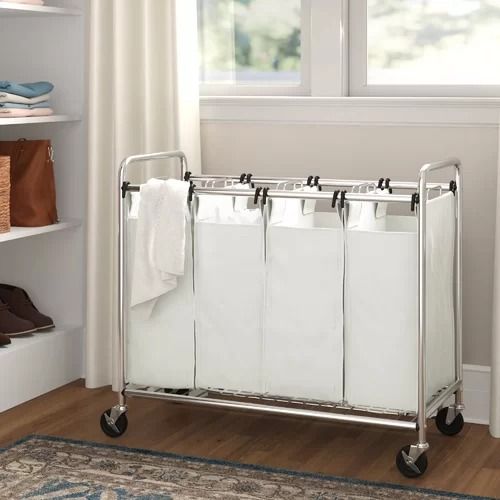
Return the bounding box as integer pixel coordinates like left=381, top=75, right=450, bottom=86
left=100, top=150, right=464, bottom=478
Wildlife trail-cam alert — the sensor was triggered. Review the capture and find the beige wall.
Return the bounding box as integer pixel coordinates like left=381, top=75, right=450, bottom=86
left=201, top=122, right=499, bottom=366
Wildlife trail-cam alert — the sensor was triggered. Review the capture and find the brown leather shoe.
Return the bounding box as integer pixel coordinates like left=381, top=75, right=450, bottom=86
left=0, top=299, right=36, bottom=336
left=0, top=332, right=11, bottom=346
left=0, top=285, right=54, bottom=331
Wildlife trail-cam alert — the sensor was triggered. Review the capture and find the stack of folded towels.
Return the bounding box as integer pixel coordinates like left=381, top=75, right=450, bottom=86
left=0, top=81, right=54, bottom=118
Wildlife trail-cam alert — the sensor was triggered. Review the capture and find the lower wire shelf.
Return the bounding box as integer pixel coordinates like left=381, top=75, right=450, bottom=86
left=123, top=384, right=418, bottom=431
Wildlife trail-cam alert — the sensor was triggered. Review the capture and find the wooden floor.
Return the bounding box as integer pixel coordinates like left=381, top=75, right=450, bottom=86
left=0, top=381, right=499, bottom=498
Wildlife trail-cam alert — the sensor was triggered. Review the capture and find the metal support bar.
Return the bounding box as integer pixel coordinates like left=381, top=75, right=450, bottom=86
left=454, top=163, right=465, bottom=410
left=417, top=175, right=428, bottom=450
left=121, top=185, right=414, bottom=204
left=188, top=174, right=450, bottom=191
left=123, top=180, right=448, bottom=193
left=125, top=388, right=417, bottom=431
left=193, top=188, right=412, bottom=204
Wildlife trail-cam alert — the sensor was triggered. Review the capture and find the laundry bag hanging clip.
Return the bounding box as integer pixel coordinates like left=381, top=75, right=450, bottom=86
left=253, top=187, right=263, bottom=205
left=188, top=183, right=196, bottom=203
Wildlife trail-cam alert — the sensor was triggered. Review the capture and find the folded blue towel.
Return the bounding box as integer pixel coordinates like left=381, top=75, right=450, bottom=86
left=0, top=102, right=50, bottom=109
left=0, top=81, right=54, bottom=98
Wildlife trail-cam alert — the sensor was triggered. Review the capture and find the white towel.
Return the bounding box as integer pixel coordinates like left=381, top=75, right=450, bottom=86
left=0, top=92, right=51, bottom=105
left=130, top=178, right=190, bottom=313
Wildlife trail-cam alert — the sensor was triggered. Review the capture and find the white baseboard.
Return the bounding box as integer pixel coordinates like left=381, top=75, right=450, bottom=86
left=462, top=364, right=490, bottom=425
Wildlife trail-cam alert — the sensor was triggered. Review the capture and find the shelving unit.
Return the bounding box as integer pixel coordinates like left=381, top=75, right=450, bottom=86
left=0, top=326, right=83, bottom=412
left=0, top=0, right=86, bottom=413
left=0, top=115, right=81, bottom=126
left=0, top=1, right=80, bottom=16
left=0, top=218, right=80, bottom=243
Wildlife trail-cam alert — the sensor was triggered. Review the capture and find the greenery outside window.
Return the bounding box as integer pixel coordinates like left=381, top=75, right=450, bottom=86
left=198, top=0, right=310, bottom=95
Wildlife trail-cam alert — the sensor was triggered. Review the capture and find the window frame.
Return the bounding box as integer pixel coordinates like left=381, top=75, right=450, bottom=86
left=198, top=0, right=311, bottom=97
left=349, top=0, right=500, bottom=97
left=200, top=0, right=500, bottom=99
left=198, top=0, right=348, bottom=98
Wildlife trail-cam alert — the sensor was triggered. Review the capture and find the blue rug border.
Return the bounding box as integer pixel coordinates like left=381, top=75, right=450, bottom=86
left=0, top=434, right=494, bottom=500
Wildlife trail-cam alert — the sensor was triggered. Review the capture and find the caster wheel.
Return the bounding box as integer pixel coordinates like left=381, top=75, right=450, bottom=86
left=396, top=446, right=428, bottom=478
left=435, top=407, right=464, bottom=436
left=100, top=408, right=128, bottom=438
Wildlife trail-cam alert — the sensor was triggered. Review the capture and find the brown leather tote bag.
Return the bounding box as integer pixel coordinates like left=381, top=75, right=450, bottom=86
left=0, top=139, right=58, bottom=227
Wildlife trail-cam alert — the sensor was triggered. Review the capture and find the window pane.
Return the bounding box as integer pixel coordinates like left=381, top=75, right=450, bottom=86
left=367, top=0, right=500, bottom=85
left=198, top=0, right=301, bottom=85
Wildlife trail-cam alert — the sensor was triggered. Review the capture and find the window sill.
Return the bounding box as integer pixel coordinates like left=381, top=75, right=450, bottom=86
left=200, top=96, right=500, bottom=127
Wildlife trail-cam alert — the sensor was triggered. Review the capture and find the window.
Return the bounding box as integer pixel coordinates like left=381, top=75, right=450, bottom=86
left=350, top=0, right=500, bottom=96
left=197, top=0, right=309, bottom=95
left=198, top=0, right=500, bottom=97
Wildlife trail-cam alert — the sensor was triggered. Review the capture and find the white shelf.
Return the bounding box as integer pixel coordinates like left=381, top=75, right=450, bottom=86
left=0, top=114, right=81, bottom=126
left=0, top=2, right=81, bottom=16
left=1, top=325, right=80, bottom=354
left=0, top=326, right=83, bottom=412
left=0, top=218, right=81, bottom=243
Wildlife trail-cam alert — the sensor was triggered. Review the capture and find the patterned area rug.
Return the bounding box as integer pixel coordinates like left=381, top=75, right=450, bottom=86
left=0, top=435, right=493, bottom=499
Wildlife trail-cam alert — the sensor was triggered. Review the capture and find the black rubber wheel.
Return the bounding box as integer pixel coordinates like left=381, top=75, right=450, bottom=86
left=100, top=409, right=128, bottom=438
left=396, top=446, right=428, bottom=478
left=435, top=407, right=464, bottom=436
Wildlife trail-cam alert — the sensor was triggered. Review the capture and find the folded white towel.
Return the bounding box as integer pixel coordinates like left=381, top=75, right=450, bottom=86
left=0, top=91, right=51, bottom=105
left=130, top=178, right=190, bottom=312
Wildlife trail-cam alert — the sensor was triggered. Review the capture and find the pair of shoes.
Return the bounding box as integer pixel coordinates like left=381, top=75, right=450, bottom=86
left=0, top=285, right=54, bottom=337
left=0, top=332, right=11, bottom=346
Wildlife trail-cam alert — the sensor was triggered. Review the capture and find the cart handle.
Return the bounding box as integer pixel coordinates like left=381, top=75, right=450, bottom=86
left=118, top=150, right=188, bottom=194
left=418, top=157, right=461, bottom=189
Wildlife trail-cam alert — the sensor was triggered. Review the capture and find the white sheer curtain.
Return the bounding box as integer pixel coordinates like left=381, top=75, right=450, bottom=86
left=86, top=0, right=201, bottom=389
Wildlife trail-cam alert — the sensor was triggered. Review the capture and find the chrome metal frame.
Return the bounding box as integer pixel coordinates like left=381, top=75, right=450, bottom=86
left=110, top=151, right=188, bottom=429
left=406, top=158, right=462, bottom=466
left=111, top=154, right=463, bottom=470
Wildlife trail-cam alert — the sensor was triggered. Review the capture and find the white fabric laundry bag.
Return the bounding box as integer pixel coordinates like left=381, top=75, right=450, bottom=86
left=263, top=205, right=344, bottom=402
left=194, top=205, right=265, bottom=394
left=269, top=186, right=318, bottom=226
left=347, top=189, right=388, bottom=231
left=425, top=192, right=456, bottom=399
left=126, top=211, right=195, bottom=389
left=344, top=193, right=456, bottom=412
